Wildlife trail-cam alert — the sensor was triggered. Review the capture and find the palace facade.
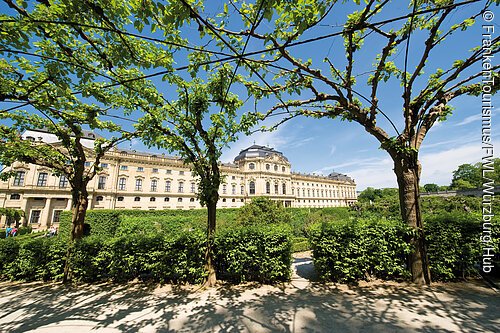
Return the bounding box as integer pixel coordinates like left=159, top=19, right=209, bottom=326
left=0, top=129, right=357, bottom=229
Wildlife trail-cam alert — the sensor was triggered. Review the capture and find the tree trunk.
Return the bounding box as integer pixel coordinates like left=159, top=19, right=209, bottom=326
left=394, top=156, right=431, bottom=285
left=203, top=199, right=217, bottom=287
left=62, top=188, right=89, bottom=283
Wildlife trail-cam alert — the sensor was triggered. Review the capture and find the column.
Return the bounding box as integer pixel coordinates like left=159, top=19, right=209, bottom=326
left=40, top=198, right=52, bottom=229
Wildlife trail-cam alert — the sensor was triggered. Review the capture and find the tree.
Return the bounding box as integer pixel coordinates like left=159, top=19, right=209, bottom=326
left=180, top=0, right=500, bottom=284
left=423, top=183, right=439, bottom=192
left=0, top=207, right=24, bottom=228
left=450, top=163, right=481, bottom=189
left=133, top=66, right=258, bottom=287
left=237, top=197, right=292, bottom=226
left=0, top=0, right=164, bottom=281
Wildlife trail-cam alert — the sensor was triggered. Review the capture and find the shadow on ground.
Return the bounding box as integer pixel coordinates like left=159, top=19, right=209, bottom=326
left=0, top=278, right=498, bottom=333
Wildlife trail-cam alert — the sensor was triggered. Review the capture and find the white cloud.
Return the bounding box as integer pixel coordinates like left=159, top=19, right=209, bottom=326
left=330, top=145, right=337, bottom=156
left=221, top=126, right=288, bottom=163
left=419, top=141, right=491, bottom=185
left=454, top=114, right=481, bottom=126
left=319, top=139, right=498, bottom=191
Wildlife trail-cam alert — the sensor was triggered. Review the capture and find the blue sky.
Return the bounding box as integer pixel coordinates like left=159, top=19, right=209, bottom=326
left=2, top=1, right=498, bottom=191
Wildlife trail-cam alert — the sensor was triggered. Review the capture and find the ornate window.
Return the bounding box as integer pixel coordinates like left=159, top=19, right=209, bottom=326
left=249, top=181, right=255, bottom=195
left=282, top=183, right=286, bottom=195
left=98, top=176, right=106, bottom=190
left=274, top=183, right=279, bottom=194
left=266, top=182, right=271, bottom=194
left=37, top=173, right=48, bottom=187
left=178, top=181, right=184, bottom=193
left=96, top=196, right=104, bottom=202
left=135, top=179, right=143, bottom=191
left=249, top=163, right=255, bottom=170
left=151, top=179, right=158, bottom=192
left=117, top=197, right=124, bottom=202
left=13, top=171, right=25, bottom=186
left=10, top=193, right=20, bottom=200
left=59, top=175, right=69, bottom=188
left=134, top=197, right=141, bottom=201
left=165, top=180, right=171, bottom=192
left=118, top=177, right=127, bottom=190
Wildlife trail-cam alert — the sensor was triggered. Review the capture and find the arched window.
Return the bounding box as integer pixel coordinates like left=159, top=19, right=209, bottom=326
left=96, top=196, right=104, bottom=202
left=134, top=197, right=141, bottom=202
left=232, top=198, right=236, bottom=202
left=117, top=196, right=124, bottom=202
left=249, top=181, right=255, bottom=195
left=266, top=182, right=271, bottom=194
left=249, top=163, right=255, bottom=170
left=222, top=198, right=226, bottom=202
left=164, top=197, right=170, bottom=202
left=282, top=183, right=286, bottom=195
left=135, top=179, right=143, bottom=191
left=178, top=198, right=183, bottom=202
left=150, top=197, right=156, bottom=202
left=274, top=165, right=278, bottom=171
left=274, top=183, right=279, bottom=194
left=150, top=179, right=158, bottom=192
left=266, top=164, right=270, bottom=170
left=190, top=198, right=195, bottom=202
left=178, top=181, right=184, bottom=193
left=118, top=177, right=127, bottom=190
left=282, top=166, right=286, bottom=172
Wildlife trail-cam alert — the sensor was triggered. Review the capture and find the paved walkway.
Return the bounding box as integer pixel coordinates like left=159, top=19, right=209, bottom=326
left=0, top=254, right=498, bottom=332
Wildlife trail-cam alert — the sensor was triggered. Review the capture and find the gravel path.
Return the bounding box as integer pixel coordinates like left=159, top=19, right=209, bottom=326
left=0, top=255, right=498, bottom=333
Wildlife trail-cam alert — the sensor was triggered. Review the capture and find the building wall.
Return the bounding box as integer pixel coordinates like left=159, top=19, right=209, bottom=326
left=0, top=148, right=357, bottom=229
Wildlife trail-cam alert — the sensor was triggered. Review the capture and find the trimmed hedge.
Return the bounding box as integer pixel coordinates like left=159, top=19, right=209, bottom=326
left=215, top=226, right=292, bottom=283
left=425, top=212, right=499, bottom=281
left=0, top=227, right=292, bottom=284
left=59, top=210, right=121, bottom=238
left=310, top=218, right=413, bottom=282
left=310, top=213, right=499, bottom=282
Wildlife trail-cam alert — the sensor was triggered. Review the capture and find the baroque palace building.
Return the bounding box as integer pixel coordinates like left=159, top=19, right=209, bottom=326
left=0, top=129, right=357, bottom=229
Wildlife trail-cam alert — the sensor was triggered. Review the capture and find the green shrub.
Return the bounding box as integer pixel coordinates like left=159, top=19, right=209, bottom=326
left=215, top=225, right=292, bottom=283
left=310, top=218, right=412, bottom=282
left=70, top=231, right=207, bottom=284
left=424, top=212, right=495, bottom=281
left=5, top=237, right=66, bottom=281
left=237, top=197, right=292, bottom=226
left=59, top=210, right=121, bottom=238
left=0, top=238, right=20, bottom=276
left=292, top=237, right=310, bottom=253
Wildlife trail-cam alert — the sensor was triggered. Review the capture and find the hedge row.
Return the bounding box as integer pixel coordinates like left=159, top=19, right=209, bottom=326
left=310, top=213, right=499, bottom=282
left=310, top=218, right=412, bottom=282
left=0, top=227, right=291, bottom=284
